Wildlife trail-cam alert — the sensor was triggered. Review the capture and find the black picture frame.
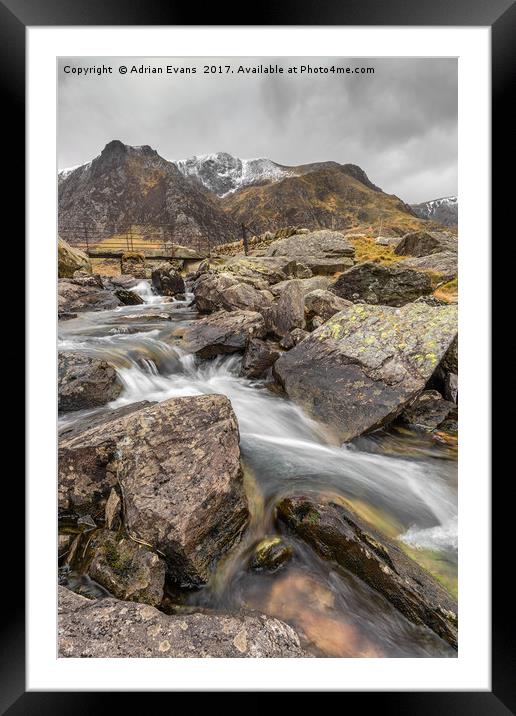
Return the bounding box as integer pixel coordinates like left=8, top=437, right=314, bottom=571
left=4, top=0, right=509, bottom=709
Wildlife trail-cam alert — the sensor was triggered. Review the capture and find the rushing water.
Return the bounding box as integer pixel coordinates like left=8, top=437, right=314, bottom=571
left=58, top=280, right=458, bottom=657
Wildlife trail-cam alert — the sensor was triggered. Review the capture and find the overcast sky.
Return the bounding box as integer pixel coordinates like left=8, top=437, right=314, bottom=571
left=58, top=57, right=457, bottom=204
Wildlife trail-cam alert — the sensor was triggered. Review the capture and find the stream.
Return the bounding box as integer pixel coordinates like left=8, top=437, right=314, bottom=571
left=58, top=279, right=458, bottom=658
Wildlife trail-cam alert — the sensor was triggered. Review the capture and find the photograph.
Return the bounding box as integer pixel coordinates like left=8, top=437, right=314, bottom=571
left=56, top=56, right=459, bottom=659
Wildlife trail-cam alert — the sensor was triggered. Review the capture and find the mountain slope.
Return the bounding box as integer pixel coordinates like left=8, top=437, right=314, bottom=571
left=58, top=141, right=238, bottom=248
left=220, top=165, right=421, bottom=236
left=411, top=196, right=458, bottom=226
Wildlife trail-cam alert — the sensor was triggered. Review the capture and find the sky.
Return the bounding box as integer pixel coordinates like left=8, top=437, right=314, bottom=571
left=58, top=57, right=457, bottom=204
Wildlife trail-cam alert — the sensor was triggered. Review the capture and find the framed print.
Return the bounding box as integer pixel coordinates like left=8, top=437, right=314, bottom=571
left=3, top=0, right=511, bottom=708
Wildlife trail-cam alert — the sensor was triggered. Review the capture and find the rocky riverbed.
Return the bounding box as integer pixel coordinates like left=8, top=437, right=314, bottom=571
left=57, top=229, right=458, bottom=658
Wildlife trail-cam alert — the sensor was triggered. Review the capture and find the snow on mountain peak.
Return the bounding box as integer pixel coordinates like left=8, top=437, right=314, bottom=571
left=174, top=152, right=294, bottom=196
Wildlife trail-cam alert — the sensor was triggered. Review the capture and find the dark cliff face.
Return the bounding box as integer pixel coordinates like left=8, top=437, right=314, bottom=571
left=58, top=141, right=239, bottom=247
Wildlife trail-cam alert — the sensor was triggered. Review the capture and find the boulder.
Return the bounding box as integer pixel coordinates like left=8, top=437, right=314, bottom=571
left=58, top=278, right=122, bottom=314
left=266, top=229, right=355, bottom=259
left=59, top=396, right=249, bottom=586
left=279, top=328, right=309, bottom=350
left=273, top=302, right=458, bottom=442
left=399, top=390, right=455, bottom=430
left=394, top=230, right=457, bottom=258
left=270, top=276, right=330, bottom=298
left=304, top=289, right=352, bottom=323
left=58, top=587, right=309, bottom=658
left=250, top=537, right=293, bottom=572
left=330, top=262, right=432, bottom=306
left=241, top=338, right=282, bottom=379
left=87, top=530, right=166, bottom=607
left=223, top=256, right=313, bottom=285
left=58, top=237, right=92, bottom=278
left=375, top=236, right=402, bottom=247
left=193, top=272, right=272, bottom=313
left=264, top=281, right=306, bottom=337
left=182, top=310, right=266, bottom=358
left=120, top=252, right=146, bottom=278
left=151, top=263, right=186, bottom=296
left=114, top=288, right=144, bottom=306
left=277, top=495, right=457, bottom=648
left=301, top=256, right=354, bottom=275
left=402, top=252, right=458, bottom=283
left=58, top=352, right=122, bottom=412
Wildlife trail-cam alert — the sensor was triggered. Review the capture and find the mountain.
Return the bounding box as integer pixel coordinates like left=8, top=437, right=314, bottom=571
left=410, top=196, right=458, bottom=226
left=175, top=151, right=382, bottom=197
left=58, top=142, right=430, bottom=248
left=58, top=141, right=238, bottom=248
left=220, top=165, right=420, bottom=236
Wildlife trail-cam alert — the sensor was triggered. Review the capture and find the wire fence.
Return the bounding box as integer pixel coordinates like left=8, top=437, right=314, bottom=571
left=59, top=221, right=261, bottom=257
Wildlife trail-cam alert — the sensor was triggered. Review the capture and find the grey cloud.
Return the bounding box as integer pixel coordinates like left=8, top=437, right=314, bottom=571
left=58, top=57, right=457, bottom=203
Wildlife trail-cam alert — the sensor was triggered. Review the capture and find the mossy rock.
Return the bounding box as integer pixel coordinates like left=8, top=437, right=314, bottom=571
left=250, top=536, right=293, bottom=573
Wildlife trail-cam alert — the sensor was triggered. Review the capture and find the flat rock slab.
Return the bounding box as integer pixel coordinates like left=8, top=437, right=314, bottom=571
left=58, top=279, right=122, bottom=314
left=58, top=587, right=309, bottom=658
left=277, top=495, right=457, bottom=648
left=59, top=395, right=249, bottom=586
left=266, top=229, right=355, bottom=259
left=182, top=310, right=266, bottom=358
left=273, top=302, right=458, bottom=442
left=330, top=261, right=432, bottom=306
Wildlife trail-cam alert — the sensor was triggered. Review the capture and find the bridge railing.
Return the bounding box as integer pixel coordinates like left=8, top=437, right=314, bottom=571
left=58, top=222, right=220, bottom=257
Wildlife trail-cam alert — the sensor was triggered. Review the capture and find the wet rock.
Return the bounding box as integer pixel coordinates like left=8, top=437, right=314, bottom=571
left=182, top=310, right=266, bottom=358
left=241, top=338, right=282, bottom=379
left=108, top=275, right=139, bottom=289
left=395, top=230, right=457, bottom=258
left=58, top=534, right=72, bottom=558
left=266, top=229, right=355, bottom=260
left=250, top=537, right=293, bottom=572
left=151, top=262, right=185, bottom=297
left=193, top=272, right=272, bottom=313
left=114, top=312, right=172, bottom=323
left=304, top=289, right=352, bottom=323
left=114, top=288, right=144, bottom=306
left=58, top=237, right=92, bottom=278
left=58, top=352, right=122, bottom=412
left=399, top=390, right=455, bottom=430
left=58, top=278, right=122, bottom=314
left=59, top=396, right=249, bottom=586
left=87, top=530, right=166, bottom=607
left=58, top=400, right=155, bottom=440
left=58, top=586, right=309, bottom=657
left=330, top=261, right=432, bottom=306
left=120, top=252, right=146, bottom=278
left=279, top=328, right=309, bottom=350
left=277, top=495, right=458, bottom=648
left=273, top=303, right=458, bottom=442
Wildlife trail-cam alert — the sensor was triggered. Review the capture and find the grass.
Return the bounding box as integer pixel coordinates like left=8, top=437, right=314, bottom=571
left=434, top=278, right=458, bottom=303
left=346, top=235, right=404, bottom=266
